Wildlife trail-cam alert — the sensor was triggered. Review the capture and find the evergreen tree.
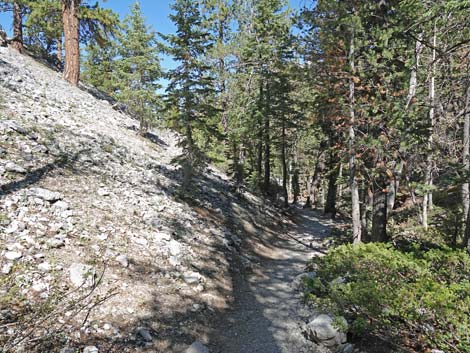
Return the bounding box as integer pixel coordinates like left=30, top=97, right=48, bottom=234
left=163, top=0, right=217, bottom=192
left=81, top=39, right=117, bottom=94
left=115, top=1, right=161, bottom=135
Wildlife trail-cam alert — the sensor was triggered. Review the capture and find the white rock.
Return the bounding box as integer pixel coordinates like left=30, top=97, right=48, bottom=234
left=83, top=346, right=98, bottom=353
left=53, top=200, right=69, bottom=210
left=38, top=262, right=51, bottom=272
left=183, top=271, right=203, bottom=285
left=133, top=237, right=148, bottom=247
left=69, top=263, right=95, bottom=288
left=168, top=255, right=181, bottom=267
left=29, top=187, right=62, bottom=202
left=32, top=281, right=48, bottom=292
left=97, top=188, right=110, bottom=197
left=186, top=341, right=209, bottom=353
left=305, top=314, right=347, bottom=347
left=47, top=238, right=65, bottom=249
left=5, top=162, right=27, bottom=174
left=116, top=254, right=129, bottom=268
left=5, top=220, right=25, bottom=234
left=2, top=263, right=13, bottom=274
left=5, top=251, right=22, bottom=261
left=155, top=232, right=171, bottom=241
left=168, top=239, right=182, bottom=256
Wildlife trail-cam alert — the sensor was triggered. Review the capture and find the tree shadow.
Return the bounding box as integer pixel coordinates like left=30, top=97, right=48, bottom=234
left=0, top=151, right=85, bottom=197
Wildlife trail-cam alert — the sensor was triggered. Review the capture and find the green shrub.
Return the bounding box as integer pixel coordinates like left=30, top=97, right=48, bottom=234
left=306, top=243, right=470, bottom=352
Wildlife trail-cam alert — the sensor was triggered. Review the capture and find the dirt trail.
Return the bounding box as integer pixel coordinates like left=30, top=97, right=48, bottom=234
left=209, top=207, right=336, bottom=353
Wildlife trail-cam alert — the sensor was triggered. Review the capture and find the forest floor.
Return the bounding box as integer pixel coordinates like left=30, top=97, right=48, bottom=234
left=208, top=207, right=336, bottom=353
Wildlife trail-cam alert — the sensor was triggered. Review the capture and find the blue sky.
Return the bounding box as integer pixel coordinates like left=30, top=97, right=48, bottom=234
left=0, top=0, right=307, bottom=73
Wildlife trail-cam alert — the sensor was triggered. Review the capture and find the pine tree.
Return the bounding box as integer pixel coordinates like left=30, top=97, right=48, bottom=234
left=163, top=0, right=217, bottom=192
left=81, top=39, right=117, bottom=94
left=115, top=1, right=161, bottom=135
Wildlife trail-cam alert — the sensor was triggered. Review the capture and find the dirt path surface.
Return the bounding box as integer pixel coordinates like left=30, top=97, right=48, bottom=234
left=209, top=207, right=336, bottom=353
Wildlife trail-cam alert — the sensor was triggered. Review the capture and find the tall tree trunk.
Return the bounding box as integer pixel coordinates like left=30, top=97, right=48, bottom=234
left=324, top=150, right=339, bottom=218
left=263, top=111, right=270, bottom=194
left=256, top=80, right=264, bottom=189
left=387, top=161, right=403, bottom=217
left=405, top=34, right=423, bottom=109
left=281, top=118, right=288, bottom=207
left=360, top=185, right=372, bottom=242
left=12, top=2, right=23, bottom=53
left=423, top=22, right=437, bottom=229
left=309, top=151, right=325, bottom=208
left=463, top=85, right=470, bottom=248
left=62, top=0, right=81, bottom=85
left=338, top=163, right=343, bottom=200
left=348, top=27, right=362, bottom=244
left=465, top=207, right=470, bottom=251
left=371, top=184, right=388, bottom=242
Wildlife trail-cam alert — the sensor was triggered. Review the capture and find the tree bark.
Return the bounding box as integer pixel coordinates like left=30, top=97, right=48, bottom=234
left=463, top=84, right=470, bottom=248
left=348, top=27, right=362, bottom=244
left=309, top=151, right=325, bottom=208
left=405, top=34, right=423, bottom=109
left=12, top=2, right=23, bottom=53
left=324, top=150, right=339, bottom=218
left=360, top=185, right=372, bottom=242
left=62, top=0, right=81, bottom=85
left=465, top=206, right=470, bottom=252
left=281, top=118, right=288, bottom=207
left=387, top=161, right=403, bottom=217
left=423, top=22, right=437, bottom=229
left=263, top=110, right=270, bottom=194
left=371, top=185, right=388, bottom=242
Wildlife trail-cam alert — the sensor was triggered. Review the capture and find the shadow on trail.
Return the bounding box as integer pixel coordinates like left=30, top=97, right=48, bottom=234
left=207, top=207, right=333, bottom=353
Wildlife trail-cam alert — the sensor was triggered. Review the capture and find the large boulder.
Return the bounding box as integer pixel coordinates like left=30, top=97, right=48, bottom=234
left=304, top=314, right=348, bottom=348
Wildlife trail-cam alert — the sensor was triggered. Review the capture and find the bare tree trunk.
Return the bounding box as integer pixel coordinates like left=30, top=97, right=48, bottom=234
left=371, top=184, right=388, bottom=242
left=12, top=2, right=23, bottom=53
left=263, top=112, right=270, bottom=194
left=463, top=85, right=470, bottom=248
left=348, top=28, right=362, bottom=244
left=338, top=163, right=343, bottom=199
left=465, top=207, right=470, bottom=252
left=281, top=119, right=288, bottom=207
left=423, top=22, right=437, bottom=230
left=62, top=0, right=81, bottom=85
left=405, top=34, right=423, bottom=109
left=360, top=186, right=373, bottom=242
left=325, top=171, right=338, bottom=218
left=387, top=161, right=403, bottom=217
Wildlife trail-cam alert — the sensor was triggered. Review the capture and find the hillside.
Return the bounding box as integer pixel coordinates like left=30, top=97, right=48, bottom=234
left=0, top=46, right=314, bottom=353
left=0, top=48, right=338, bottom=352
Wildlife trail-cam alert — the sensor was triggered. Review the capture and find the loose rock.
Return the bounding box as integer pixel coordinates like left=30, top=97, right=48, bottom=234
left=4, top=251, right=22, bottom=261
left=186, top=341, right=209, bottom=353
left=69, top=263, right=95, bottom=288
left=29, top=187, right=62, bottom=202
left=305, top=314, right=348, bottom=348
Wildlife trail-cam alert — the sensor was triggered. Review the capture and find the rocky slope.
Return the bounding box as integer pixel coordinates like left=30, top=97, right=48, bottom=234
left=0, top=46, right=291, bottom=353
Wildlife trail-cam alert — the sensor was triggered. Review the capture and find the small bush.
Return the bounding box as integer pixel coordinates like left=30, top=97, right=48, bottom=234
left=306, top=243, right=470, bottom=352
